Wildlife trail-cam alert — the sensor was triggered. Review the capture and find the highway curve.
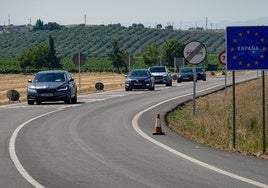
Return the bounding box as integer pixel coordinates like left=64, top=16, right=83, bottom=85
left=1, top=72, right=267, bottom=188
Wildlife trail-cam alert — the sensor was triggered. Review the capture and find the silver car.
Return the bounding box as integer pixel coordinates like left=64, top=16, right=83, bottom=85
left=148, top=66, right=172, bottom=86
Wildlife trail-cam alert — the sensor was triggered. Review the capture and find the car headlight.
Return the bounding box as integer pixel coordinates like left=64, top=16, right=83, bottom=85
left=125, top=78, right=132, bottom=83
left=145, top=78, right=151, bottom=83
left=57, top=86, right=68, bottom=91
left=163, top=73, right=169, bottom=78
left=27, top=86, right=36, bottom=91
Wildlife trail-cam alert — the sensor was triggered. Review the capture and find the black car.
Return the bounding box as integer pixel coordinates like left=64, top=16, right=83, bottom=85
left=27, top=70, right=77, bottom=104
left=125, top=69, right=155, bottom=91
left=148, top=66, right=172, bottom=86
left=177, top=67, right=194, bottom=83
left=196, top=67, right=206, bottom=81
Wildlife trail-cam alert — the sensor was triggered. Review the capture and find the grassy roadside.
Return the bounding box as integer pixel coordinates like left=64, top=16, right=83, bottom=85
left=166, top=76, right=268, bottom=159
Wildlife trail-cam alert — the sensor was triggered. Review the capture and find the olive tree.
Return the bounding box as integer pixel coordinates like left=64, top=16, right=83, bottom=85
left=162, top=39, right=185, bottom=67
left=142, top=44, right=159, bottom=67
left=108, top=40, right=126, bottom=73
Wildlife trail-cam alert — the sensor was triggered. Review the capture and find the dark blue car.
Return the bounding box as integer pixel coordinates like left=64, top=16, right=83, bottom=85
left=125, top=69, right=155, bottom=91
left=27, top=70, right=77, bottom=104
left=177, top=67, right=194, bottom=83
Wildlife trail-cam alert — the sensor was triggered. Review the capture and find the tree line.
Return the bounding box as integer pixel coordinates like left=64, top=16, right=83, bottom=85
left=0, top=22, right=225, bottom=58
left=18, top=34, right=185, bottom=73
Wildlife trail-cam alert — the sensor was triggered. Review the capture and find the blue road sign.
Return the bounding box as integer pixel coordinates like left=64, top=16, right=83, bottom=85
left=226, top=26, right=268, bottom=70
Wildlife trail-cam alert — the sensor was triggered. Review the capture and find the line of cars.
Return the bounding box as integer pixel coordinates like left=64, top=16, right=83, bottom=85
left=177, top=67, right=206, bottom=83
left=26, top=66, right=206, bottom=105
left=125, top=66, right=206, bottom=91
left=125, top=66, right=172, bottom=91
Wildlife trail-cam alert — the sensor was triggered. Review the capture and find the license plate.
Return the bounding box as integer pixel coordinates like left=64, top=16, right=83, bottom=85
left=41, top=93, right=53, bottom=97
left=134, top=83, right=142, bottom=86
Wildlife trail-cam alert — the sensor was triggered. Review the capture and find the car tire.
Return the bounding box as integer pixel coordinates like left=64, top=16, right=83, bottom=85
left=65, top=90, right=72, bottom=104
left=71, top=94, right=77, bottom=104
left=166, top=80, right=172, bottom=86
left=177, top=79, right=181, bottom=83
left=149, top=85, right=155, bottom=90
left=27, top=100, right=34, bottom=105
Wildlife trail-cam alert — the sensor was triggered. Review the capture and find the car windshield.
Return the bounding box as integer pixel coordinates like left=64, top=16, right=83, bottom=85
left=34, top=73, right=66, bottom=82
left=180, top=68, right=193, bottom=73
left=149, top=67, right=166, bottom=72
left=130, top=70, right=150, bottom=77
left=196, top=68, right=204, bottom=72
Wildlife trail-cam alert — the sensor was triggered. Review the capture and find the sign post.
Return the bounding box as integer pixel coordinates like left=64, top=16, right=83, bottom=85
left=183, top=41, right=207, bottom=116
left=218, top=50, right=227, bottom=95
left=125, top=55, right=135, bottom=72
left=73, top=52, right=86, bottom=92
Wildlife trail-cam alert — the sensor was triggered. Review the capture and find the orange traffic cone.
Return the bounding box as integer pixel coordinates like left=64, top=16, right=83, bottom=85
left=152, top=114, right=165, bottom=135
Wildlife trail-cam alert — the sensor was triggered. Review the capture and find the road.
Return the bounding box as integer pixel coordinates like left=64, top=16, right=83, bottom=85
left=0, top=72, right=267, bottom=188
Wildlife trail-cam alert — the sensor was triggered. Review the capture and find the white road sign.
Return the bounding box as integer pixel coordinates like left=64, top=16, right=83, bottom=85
left=183, top=41, right=207, bottom=65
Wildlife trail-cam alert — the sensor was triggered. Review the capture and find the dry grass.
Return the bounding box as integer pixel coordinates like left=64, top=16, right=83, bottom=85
left=167, top=77, right=268, bottom=158
left=0, top=72, right=125, bottom=105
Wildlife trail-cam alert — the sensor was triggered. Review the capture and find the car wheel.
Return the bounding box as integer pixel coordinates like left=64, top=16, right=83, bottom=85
left=71, top=93, right=77, bottom=104
left=149, top=85, right=155, bottom=90
left=27, top=100, right=34, bottom=105
left=65, top=90, right=72, bottom=104
left=177, top=79, right=181, bottom=83
left=166, top=80, right=172, bottom=86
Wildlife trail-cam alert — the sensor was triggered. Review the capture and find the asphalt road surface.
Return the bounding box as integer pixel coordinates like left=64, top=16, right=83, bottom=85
left=1, top=72, right=267, bottom=188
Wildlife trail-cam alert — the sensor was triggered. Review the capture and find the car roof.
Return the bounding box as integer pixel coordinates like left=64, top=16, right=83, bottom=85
left=180, top=67, right=192, bottom=70
left=132, top=69, right=148, bottom=71
left=149, top=66, right=166, bottom=68
left=37, top=70, right=68, bottom=74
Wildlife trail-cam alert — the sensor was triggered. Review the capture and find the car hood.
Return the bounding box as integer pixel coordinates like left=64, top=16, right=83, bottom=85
left=126, top=76, right=151, bottom=80
left=179, top=72, right=193, bottom=76
left=30, top=82, right=66, bottom=89
left=150, top=72, right=166, bottom=76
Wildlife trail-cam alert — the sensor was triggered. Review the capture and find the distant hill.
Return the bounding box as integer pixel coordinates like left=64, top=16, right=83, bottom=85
left=0, top=24, right=225, bottom=58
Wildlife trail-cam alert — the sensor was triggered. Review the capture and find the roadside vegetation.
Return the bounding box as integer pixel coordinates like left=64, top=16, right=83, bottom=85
left=166, top=77, right=268, bottom=158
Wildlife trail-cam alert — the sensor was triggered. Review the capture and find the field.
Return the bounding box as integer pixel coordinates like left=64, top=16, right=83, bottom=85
left=0, top=25, right=225, bottom=58
left=0, top=72, right=125, bottom=104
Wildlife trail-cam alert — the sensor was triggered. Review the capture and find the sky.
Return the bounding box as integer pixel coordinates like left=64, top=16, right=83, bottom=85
left=1, top=0, right=268, bottom=29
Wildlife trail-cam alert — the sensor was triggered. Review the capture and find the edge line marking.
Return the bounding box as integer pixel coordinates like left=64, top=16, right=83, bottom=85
left=132, top=85, right=268, bottom=188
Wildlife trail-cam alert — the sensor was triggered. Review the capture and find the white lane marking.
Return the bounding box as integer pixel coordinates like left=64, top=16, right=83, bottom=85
left=9, top=109, right=62, bottom=188
left=132, top=85, right=268, bottom=188
left=7, top=90, right=137, bottom=187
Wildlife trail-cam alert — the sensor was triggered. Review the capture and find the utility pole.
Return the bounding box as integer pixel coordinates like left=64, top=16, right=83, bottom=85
left=206, top=17, right=208, bottom=31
